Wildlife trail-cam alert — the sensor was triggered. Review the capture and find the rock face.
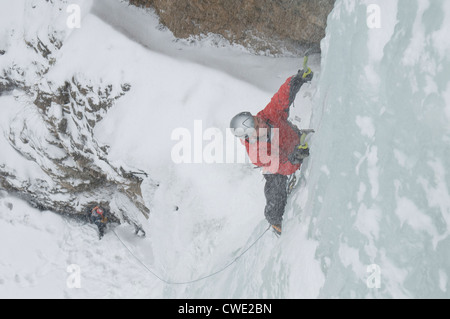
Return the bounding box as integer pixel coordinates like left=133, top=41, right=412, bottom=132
left=129, top=0, right=335, bottom=54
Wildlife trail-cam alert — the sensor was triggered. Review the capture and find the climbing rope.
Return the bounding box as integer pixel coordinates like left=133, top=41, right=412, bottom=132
left=113, top=225, right=271, bottom=285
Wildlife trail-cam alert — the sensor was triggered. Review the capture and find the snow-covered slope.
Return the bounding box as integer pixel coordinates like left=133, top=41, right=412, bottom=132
left=0, top=0, right=320, bottom=298
left=1, top=0, right=449, bottom=299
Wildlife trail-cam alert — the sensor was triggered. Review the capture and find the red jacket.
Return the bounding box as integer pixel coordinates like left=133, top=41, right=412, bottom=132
left=243, top=76, right=301, bottom=176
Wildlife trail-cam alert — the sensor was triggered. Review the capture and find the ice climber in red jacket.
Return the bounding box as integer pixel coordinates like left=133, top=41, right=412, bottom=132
left=230, top=69, right=314, bottom=235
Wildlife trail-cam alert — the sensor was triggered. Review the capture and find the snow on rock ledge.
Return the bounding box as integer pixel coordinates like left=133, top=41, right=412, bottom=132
left=0, top=0, right=152, bottom=232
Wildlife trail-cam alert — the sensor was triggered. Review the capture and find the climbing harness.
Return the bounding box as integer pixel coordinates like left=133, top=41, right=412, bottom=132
left=287, top=129, right=315, bottom=195
left=287, top=174, right=298, bottom=195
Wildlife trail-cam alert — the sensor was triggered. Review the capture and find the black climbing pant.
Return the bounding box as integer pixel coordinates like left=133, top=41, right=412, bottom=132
left=264, top=174, right=288, bottom=226
left=95, top=221, right=106, bottom=239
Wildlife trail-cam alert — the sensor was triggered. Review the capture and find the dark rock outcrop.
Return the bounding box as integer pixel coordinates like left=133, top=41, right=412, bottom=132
left=129, top=0, right=335, bottom=54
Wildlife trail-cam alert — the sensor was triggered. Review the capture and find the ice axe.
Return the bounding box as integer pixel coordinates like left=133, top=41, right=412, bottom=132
left=302, top=51, right=313, bottom=80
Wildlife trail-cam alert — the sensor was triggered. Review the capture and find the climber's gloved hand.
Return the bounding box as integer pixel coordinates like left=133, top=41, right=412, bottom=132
left=291, top=69, right=314, bottom=92
left=289, top=144, right=310, bottom=165
left=297, top=144, right=310, bottom=159
left=296, top=68, right=313, bottom=82
left=298, top=69, right=314, bottom=83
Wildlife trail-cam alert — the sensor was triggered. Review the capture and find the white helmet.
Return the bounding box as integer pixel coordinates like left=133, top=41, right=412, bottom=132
left=230, top=112, right=255, bottom=138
